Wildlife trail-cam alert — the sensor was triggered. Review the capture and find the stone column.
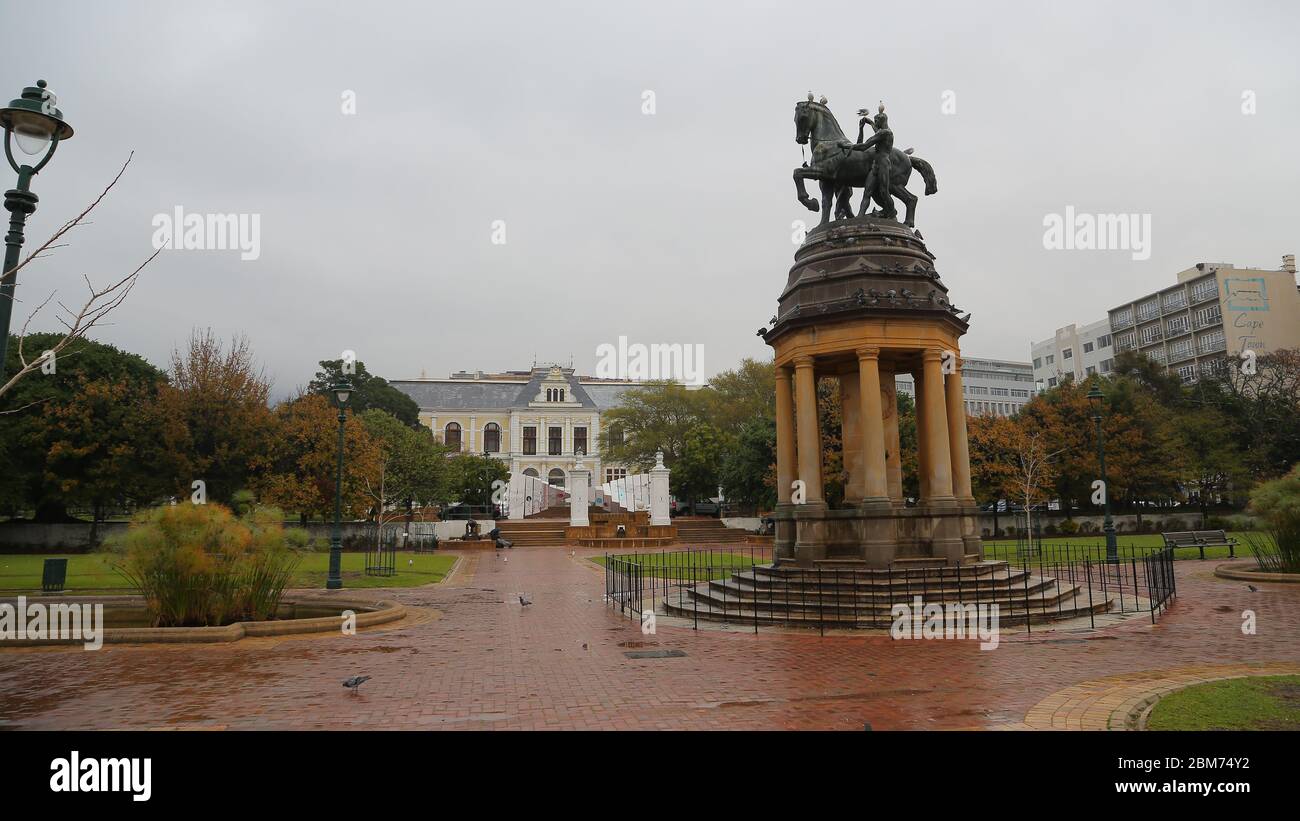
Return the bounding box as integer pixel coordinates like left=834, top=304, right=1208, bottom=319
left=649, top=450, right=671, bottom=526
left=881, top=374, right=903, bottom=503
left=913, top=370, right=931, bottom=500
left=569, top=456, right=591, bottom=527
left=856, top=348, right=889, bottom=503
left=470, top=415, right=477, bottom=452
left=839, top=369, right=864, bottom=503
left=792, top=355, right=823, bottom=503
left=775, top=366, right=796, bottom=504
left=945, top=363, right=974, bottom=502
left=920, top=349, right=955, bottom=501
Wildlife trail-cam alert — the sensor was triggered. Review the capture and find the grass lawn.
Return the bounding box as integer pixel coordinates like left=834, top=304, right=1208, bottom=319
left=590, top=550, right=761, bottom=580
left=0, top=551, right=458, bottom=594
left=982, top=533, right=1258, bottom=562
left=1147, top=675, right=1300, bottom=730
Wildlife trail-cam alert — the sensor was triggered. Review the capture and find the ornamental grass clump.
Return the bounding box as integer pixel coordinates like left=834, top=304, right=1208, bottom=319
left=108, top=503, right=305, bottom=627
left=1241, top=468, right=1300, bottom=573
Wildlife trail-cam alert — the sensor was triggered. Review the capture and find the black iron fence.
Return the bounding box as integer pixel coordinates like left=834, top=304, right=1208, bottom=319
left=603, top=543, right=1177, bottom=636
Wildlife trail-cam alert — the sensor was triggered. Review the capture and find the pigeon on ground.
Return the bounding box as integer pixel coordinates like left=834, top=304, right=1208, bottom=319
left=1248, top=584, right=1259, bottom=592
left=408, top=559, right=414, bottom=567
left=343, top=675, right=372, bottom=695
left=519, top=594, right=533, bottom=607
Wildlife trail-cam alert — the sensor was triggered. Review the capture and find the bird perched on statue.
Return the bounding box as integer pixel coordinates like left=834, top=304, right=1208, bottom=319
left=343, top=675, right=371, bottom=694
left=519, top=594, right=533, bottom=607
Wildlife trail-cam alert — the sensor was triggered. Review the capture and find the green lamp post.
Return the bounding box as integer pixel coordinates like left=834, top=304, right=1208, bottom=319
left=326, top=381, right=353, bottom=590
left=0, top=80, right=74, bottom=378
left=1087, top=383, right=1119, bottom=563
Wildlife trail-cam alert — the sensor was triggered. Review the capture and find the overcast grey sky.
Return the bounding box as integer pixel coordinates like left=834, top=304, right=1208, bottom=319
left=2, top=0, right=1297, bottom=398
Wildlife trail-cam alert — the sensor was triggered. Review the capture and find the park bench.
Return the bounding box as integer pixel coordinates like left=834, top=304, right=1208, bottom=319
left=1162, top=529, right=1237, bottom=560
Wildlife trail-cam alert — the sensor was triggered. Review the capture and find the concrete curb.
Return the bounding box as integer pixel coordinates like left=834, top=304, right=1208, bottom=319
left=0, top=595, right=404, bottom=646
left=1213, top=563, right=1300, bottom=584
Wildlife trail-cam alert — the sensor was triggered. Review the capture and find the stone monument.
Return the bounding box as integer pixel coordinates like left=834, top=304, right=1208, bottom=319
left=764, top=94, right=981, bottom=569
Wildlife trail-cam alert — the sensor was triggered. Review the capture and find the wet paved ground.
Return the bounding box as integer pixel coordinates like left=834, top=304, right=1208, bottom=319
left=0, top=548, right=1296, bottom=730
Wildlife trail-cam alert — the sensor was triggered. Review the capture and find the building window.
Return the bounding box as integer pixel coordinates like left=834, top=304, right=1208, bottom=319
left=1085, top=365, right=1096, bottom=375
left=1097, top=334, right=1111, bottom=348
left=1100, top=359, right=1114, bottom=373
left=483, top=422, right=501, bottom=453
left=1194, top=304, right=1222, bottom=328
left=1190, top=278, right=1218, bottom=303
left=522, top=426, right=537, bottom=455
left=608, top=425, right=624, bottom=448
left=1063, top=348, right=1073, bottom=360
left=1083, top=341, right=1094, bottom=353
left=1140, top=324, right=1162, bottom=345
left=605, top=468, right=627, bottom=483
left=547, top=468, right=566, bottom=488
left=523, top=467, right=539, bottom=478
left=1048, top=377, right=1057, bottom=388
left=444, top=422, right=462, bottom=452
left=1032, top=357, right=1042, bottom=369
left=548, top=426, right=562, bottom=455
left=573, top=427, right=587, bottom=456
left=1045, top=354, right=1055, bottom=365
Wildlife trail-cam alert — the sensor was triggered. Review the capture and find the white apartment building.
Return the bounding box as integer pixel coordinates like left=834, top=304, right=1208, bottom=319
left=897, top=357, right=1036, bottom=417
left=1031, top=256, right=1300, bottom=389
left=1030, top=318, right=1116, bottom=391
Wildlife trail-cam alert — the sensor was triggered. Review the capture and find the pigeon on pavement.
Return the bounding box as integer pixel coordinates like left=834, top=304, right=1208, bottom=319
left=343, top=675, right=372, bottom=694
left=519, top=594, right=533, bottom=607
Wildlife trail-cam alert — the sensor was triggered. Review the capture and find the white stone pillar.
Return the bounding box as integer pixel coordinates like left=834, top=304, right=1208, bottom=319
left=569, top=456, right=591, bottom=527
left=649, top=450, right=671, bottom=527
left=508, top=475, right=526, bottom=520
left=469, top=415, right=477, bottom=453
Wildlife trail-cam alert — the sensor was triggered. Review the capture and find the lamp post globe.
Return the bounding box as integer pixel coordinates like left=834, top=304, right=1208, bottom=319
left=0, top=80, right=73, bottom=379
left=1087, top=383, right=1119, bottom=562
left=326, top=381, right=353, bottom=590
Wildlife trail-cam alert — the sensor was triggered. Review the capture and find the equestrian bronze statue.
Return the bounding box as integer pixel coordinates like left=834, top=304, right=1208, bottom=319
left=792, top=94, right=937, bottom=229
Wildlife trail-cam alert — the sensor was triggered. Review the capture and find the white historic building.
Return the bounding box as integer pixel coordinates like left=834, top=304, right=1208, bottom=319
left=390, top=365, right=641, bottom=489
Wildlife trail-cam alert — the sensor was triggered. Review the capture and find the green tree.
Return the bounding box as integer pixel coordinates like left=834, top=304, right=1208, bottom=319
left=0, top=333, right=167, bottom=524
left=360, top=409, right=449, bottom=524
left=154, top=329, right=275, bottom=506
left=309, top=359, right=421, bottom=428
left=599, top=381, right=711, bottom=471
left=674, top=422, right=726, bottom=505
left=718, top=415, right=777, bottom=510
left=444, top=453, right=509, bottom=508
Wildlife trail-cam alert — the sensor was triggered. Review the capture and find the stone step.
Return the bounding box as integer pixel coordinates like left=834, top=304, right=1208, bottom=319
left=708, top=572, right=1060, bottom=603
left=661, top=588, right=1112, bottom=627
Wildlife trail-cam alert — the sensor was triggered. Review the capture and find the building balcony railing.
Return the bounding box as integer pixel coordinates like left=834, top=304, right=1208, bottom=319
left=1168, top=346, right=1196, bottom=363
left=1112, top=316, right=1134, bottom=329
left=1190, top=289, right=1218, bottom=305
left=1198, top=338, right=1227, bottom=355
left=1165, top=324, right=1191, bottom=339
left=1192, top=314, right=1222, bottom=330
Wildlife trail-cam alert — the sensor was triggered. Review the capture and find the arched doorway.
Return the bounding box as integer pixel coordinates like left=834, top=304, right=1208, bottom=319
left=522, top=468, right=539, bottom=478
left=548, top=468, right=566, bottom=489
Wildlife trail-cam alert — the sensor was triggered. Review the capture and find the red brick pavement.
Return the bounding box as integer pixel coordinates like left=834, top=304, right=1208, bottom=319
left=0, top=550, right=1295, bottom=730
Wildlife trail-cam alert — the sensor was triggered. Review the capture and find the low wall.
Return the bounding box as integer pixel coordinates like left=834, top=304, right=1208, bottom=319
left=976, top=512, right=1217, bottom=539
left=0, top=519, right=495, bottom=553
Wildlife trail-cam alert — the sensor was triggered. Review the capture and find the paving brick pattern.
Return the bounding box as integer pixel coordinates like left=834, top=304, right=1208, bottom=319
left=0, top=550, right=1295, bottom=730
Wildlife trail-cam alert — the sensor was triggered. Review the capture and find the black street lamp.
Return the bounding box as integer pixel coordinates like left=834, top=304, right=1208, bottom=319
left=0, top=80, right=74, bottom=378
left=327, top=381, right=353, bottom=590
left=1087, top=383, right=1119, bottom=563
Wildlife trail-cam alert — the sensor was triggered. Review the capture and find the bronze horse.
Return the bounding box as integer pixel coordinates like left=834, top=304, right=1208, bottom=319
left=793, top=98, right=937, bottom=228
